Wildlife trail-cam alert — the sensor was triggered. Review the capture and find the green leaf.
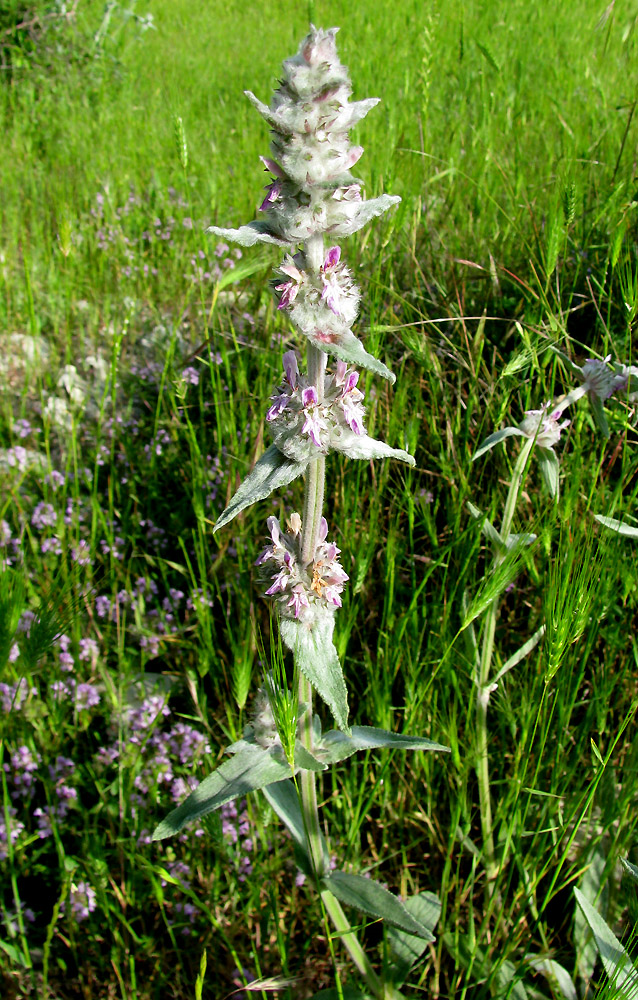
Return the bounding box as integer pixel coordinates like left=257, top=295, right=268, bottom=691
left=207, top=221, right=289, bottom=247
left=621, top=858, right=638, bottom=884
left=473, top=426, right=525, bottom=461
left=492, top=625, right=546, bottom=685
left=261, top=780, right=306, bottom=850
left=595, top=515, right=638, bottom=539
left=387, top=892, right=441, bottom=985
left=537, top=447, right=560, bottom=498
left=312, top=328, right=396, bottom=383
left=526, top=954, right=577, bottom=1000
left=261, top=779, right=319, bottom=878
left=323, top=870, right=435, bottom=940
left=279, top=609, right=349, bottom=733
left=574, top=845, right=609, bottom=988
left=294, top=742, right=327, bottom=772
left=466, top=501, right=504, bottom=551
left=334, top=432, right=415, bottom=466
left=495, top=959, right=529, bottom=1000
left=194, top=949, right=207, bottom=1000
left=574, top=887, right=638, bottom=999
left=589, top=393, right=610, bottom=438
left=318, top=726, right=449, bottom=765
left=214, top=445, right=307, bottom=533
left=152, top=743, right=293, bottom=840
left=506, top=532, right=537, bottom=549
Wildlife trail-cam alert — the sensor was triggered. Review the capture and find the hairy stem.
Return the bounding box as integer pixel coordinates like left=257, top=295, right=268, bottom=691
left=295, top=284, right=390, bottom=995
left=476, top=437, right=534, bottom=883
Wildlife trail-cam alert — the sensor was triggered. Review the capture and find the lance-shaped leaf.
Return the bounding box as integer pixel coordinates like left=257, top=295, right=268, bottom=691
left=621, top=858, right=638, bottom=884
left=589, top=393, right=610, bottom=438
left=506, top=532, right=537, bottom=549
left=387, top=892, right=442, bottom=985
left=323, top=870, right=435, bottom=940
left=594, top=514, right=638, bottom=538
left=332, top=430, right=415, bottom=466
left=262, top=779, right=327, bottom=878
left=309, top=327, right=395, bottom=383
left=574, top=887, right=638, bottom=999
left=294, top=742, right=327, bottom=772
left=526, top=955, right=577, bottom=1000
left=152, top=742, right=294, bottom=840
left=328, top=194, right=401, bottom=237
left=467, top=501, right=504, bottom=551
left=262, top=779, right=307, bottom=851
left=491, top=625, right=546, bottom=686
left=473, top=426, right=525, bottom=461
left=207, top=222, right=290, bottom=247
left=537, top=447, right=560, bottom=498
left=245, top=89, right=380, bottom=133
left=279, top=608, right=349, bottom=733
left=318, top=726, right=449, bottom=765
left=214, top=444, right=307, bottom=533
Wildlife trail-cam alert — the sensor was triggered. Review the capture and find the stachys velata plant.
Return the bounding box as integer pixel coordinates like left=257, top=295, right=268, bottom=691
left=154, top=26, right=449, bottom=998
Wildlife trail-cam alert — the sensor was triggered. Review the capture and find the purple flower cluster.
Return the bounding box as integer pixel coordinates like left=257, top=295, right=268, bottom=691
left=0, top=678, right=36, bottom=713
left=34, top=756, right=77, bottom=838
left=274, top=245, right=360, bottom=339
left=256, top=513, right=348, bottom=620
left=186, top=243, right=242, bottom=285
left=62, top=881, right=97, bottom=923
left=96, top=694, right=210, bottom=823
left=220, top=799, right=254, bottom=882
left=266, top=351, right=364, bottom=454
left=0, top=519, right=19, bottom=566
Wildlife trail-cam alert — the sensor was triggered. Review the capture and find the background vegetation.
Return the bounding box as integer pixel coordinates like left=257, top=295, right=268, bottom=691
left=1, top=0, right=637, bottom=997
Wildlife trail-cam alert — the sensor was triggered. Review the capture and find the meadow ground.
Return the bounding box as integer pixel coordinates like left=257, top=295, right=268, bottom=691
left=1, top=0, right=638, bottom=997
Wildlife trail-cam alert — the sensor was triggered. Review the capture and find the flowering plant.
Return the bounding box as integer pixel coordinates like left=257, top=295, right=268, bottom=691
left=153, top=26, right=448, bottom=997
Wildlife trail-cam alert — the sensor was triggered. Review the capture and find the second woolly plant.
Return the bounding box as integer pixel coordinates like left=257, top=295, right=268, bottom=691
left=467, top=350, right=638, bottom=887
left=153, top=26, right=449, bottom=999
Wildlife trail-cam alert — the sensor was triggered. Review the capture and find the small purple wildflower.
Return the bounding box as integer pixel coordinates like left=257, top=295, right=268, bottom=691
left=31, top=502, right=56, bottom=531
left=62, top=881, right=97, bottom=923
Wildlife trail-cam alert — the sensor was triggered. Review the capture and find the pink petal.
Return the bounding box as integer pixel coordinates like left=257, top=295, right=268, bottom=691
left=323, top=246, right=341, bottom=270
left=283, top=351, right=299, bottom=388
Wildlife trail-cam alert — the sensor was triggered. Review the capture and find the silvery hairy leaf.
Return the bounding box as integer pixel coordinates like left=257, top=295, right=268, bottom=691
left=574, top=887, right=638, bottom=999
left=594, top=514, right=638, bottom=538
left=473, top=426, right=525, bottom=461
left=387, top=892, right=442, bottom=986
left=207, top=221, right=290, bottom=247
left=279, top=608, right=349, bottom=733
left=311, top=328, right=396, bottom=383
left=318, top=726, right=449, bottom=765
left=323, top=870, right=435, bottom=940
left=214, top=444, right=307, bottom=533
left=152, top=742, right=295, bottom=840
left=537, top=447, right=560, bottom=498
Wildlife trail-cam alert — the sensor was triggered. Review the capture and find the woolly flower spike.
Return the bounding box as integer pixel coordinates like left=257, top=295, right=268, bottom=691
left=274, top=247, right=393, bottom=381
left=255, top=513, right=349, bottom=622
left=274, top=247, right=360, bottom=331
left=266, top=352, right=413, bottom=465
left=550, top=348, right=630, bottom=438
left=517, top=405, right=571, bottom=450
left=473, top=402, right=570, bottom=498
left=208, top=25, right=400, bottom=248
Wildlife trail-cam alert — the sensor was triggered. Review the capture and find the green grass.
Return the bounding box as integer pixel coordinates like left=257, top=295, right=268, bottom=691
left=1, top=0, right=638, bottom=998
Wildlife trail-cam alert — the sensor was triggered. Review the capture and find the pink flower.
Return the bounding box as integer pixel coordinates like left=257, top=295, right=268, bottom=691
left=301, top=386, right=325, bottom=447
left=275, top=257, right=305, bottom=309
left=287, top=584, right=310, bottom=619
